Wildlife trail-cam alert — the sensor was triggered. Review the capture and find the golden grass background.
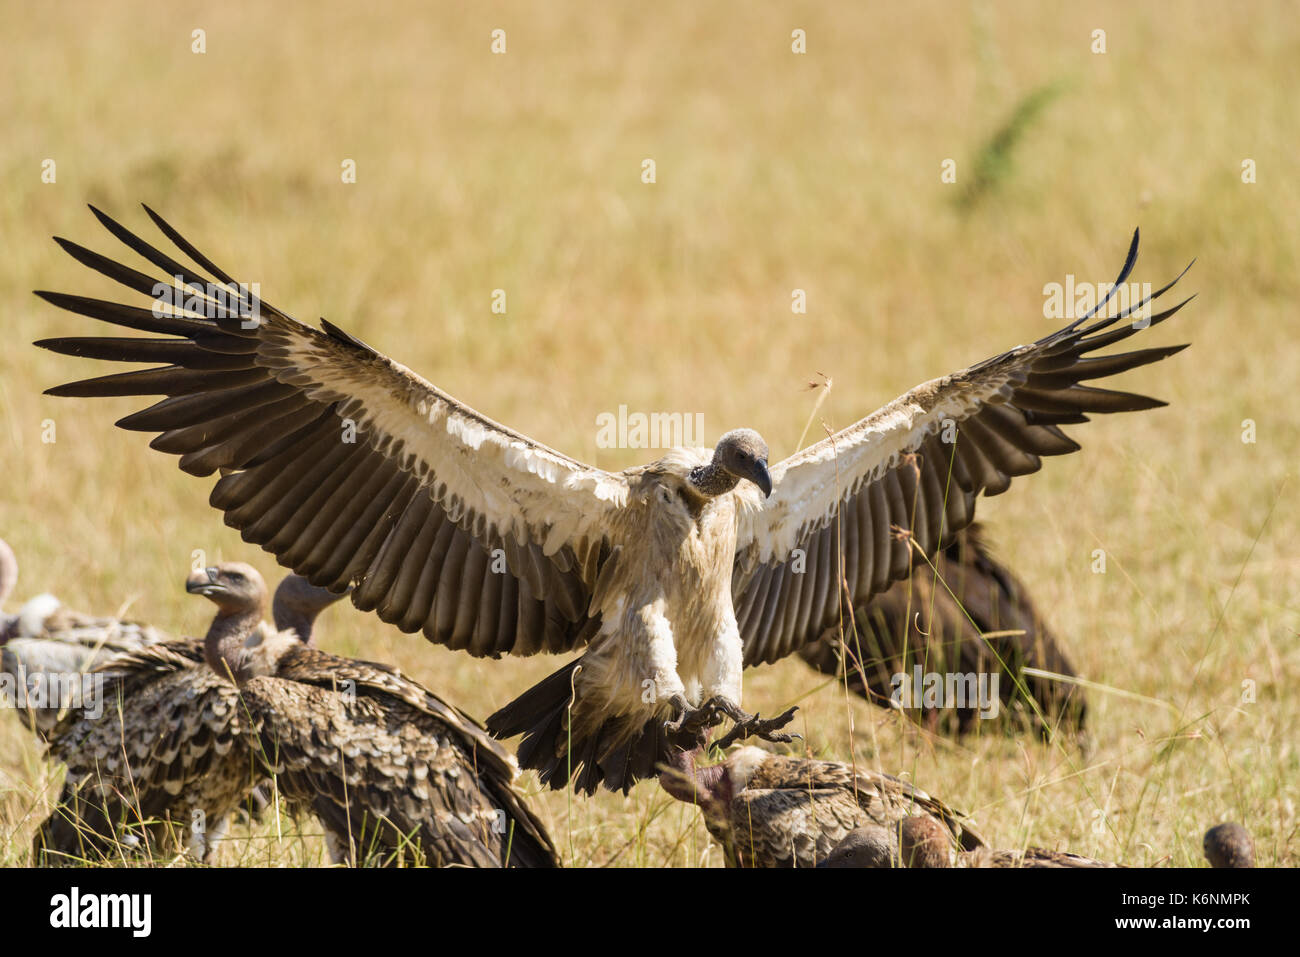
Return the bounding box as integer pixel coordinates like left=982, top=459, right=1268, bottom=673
left=1, top=0, right=1296, bottom=866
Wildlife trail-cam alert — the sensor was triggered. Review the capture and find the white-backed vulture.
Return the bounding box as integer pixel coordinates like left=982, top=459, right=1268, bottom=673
left=32, top=571, right=344, bottom=864
left=798, top=523, right=1086, bottom=739
left=0, top=538, right=167, bottom=737
left=1203, top=823, right=1254, bottom=868
left=190, top=562, right=559, bottom=867
left=659, top=745, right=983, bottom=867
left=823, top=817, right=1117, bottom=868
left=36, top=207, right=1193, bottom=793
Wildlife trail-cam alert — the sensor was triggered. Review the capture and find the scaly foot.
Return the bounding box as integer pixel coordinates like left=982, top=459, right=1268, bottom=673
left=663, top=694, right=724, bottom=740
left=710, top=701, right=800, bottom=753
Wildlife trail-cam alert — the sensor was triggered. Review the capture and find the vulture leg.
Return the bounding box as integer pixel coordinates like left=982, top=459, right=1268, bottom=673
left=662, top=694, right=725, bottom=741
left=709, top=701, right=800, bottom=752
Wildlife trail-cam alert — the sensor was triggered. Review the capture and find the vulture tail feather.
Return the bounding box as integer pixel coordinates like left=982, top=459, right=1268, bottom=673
left=488, top=659, right=691, bottom=795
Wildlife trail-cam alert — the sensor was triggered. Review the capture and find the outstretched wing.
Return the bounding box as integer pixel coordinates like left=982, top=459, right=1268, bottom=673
left=37, top=207, right=627, bottom=657
left=734, top=231, right=1192, bottom=666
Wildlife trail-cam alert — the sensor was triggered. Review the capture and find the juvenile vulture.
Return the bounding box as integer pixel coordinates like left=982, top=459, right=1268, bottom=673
left=0, top=538, right=167, bottom=737
left=37, top=207, right=1192, bottom=793
left=823, top=817, right=1117, bottom=868
left=1203, top=823, right=1254, bottom=868
left=33, top=570, right=345, bottom=864
left=190, top=562, right=559, bottom=868
left=659, top=745, right=983, bottom=868
left=798, top=523, right=1087, bottom=739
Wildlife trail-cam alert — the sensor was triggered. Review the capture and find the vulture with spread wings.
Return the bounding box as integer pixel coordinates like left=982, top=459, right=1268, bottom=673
left=37, top=208, right=1192, bottom=794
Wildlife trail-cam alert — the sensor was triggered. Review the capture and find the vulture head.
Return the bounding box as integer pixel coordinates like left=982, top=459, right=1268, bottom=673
left=820, top=825, right=898, bottom=868
left=898, top=815, right=953, bottom=868
left=1203, top=822, right=1254, bottom=868
left=272, top=575, right=350, bottom=644
left=692, top=429, right=772, bottom=499
left=658, top=745, right=770, bottom=823
left=187, top=562, right=302, bottom=683
left=185, top=562, right=267, bottom=618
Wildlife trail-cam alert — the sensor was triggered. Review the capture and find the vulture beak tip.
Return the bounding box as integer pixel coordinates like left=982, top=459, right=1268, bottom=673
left=185, top=567, right=221, bottom=596
left=753, top=460, right=773, bottom=498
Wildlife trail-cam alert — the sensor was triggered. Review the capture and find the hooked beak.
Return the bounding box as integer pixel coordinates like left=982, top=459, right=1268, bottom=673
left=185, top=566, right=221, bottom=596
left=750, top=459, right=773, bottom=498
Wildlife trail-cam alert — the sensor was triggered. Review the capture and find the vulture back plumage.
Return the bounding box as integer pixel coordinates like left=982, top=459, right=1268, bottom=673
left=661, top=746, right=983, bottom=868
left=32, top=570, right=343, bottom=864
left=192, top=562, right=559, bottom=867
left=33, top=640, right=260, bottom=864
left=825, top=817, right=1119, bottom=868
left=238, top=645, right=559, bottom=867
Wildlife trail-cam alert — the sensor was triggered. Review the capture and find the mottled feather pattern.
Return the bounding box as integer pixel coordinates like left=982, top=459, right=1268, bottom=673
left=673, top=750, right=983, bottom=869
left=36, top=640, right=266, bottom=863
left=239, top=655, right=558, bottom=867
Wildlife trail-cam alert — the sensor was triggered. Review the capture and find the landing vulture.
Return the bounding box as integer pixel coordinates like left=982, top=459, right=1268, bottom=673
left=33, top=571, right=345, bottom=864
left=37, top=207, right=1192, bottom=793
left=797, top=523, right=1086, bottom=739
left=659, top=745, right=984, bottom=868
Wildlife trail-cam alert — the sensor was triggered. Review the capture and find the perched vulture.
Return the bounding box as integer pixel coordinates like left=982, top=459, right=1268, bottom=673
left=190, top=562, right=559, bottom=868
left=32, top=570, right=346, bottom=864
left=798, top=523, right=1087, bottom=739
left=823, top=817, right=1118, bottom=868
left=0, top=538, right=167, bottom=737
left=1203, top=823, right=1254, bottom=868
left=659, top=746, right=983, bottom=868
left=35, top=640, right=261, bottom=865
left=37, top=207, right=1192, bottom=793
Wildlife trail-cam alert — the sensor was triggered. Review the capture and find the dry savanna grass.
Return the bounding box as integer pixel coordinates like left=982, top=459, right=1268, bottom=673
left=0, top=1, right=1296, bottom=867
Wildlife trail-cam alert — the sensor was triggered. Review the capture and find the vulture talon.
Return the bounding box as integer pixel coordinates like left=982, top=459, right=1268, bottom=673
left=711, top=704, right=801, bottom=752
left=663, top=695, right=724, bottom=738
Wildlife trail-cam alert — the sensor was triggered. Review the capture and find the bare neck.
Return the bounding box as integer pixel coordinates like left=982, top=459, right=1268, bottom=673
left=688, top=461, right=738, bottom=498
left=660, top=749, right=729, bottom=807
left=203, top=606, right=262, bottom=681
left=271, top=601, right=317, bottom=646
